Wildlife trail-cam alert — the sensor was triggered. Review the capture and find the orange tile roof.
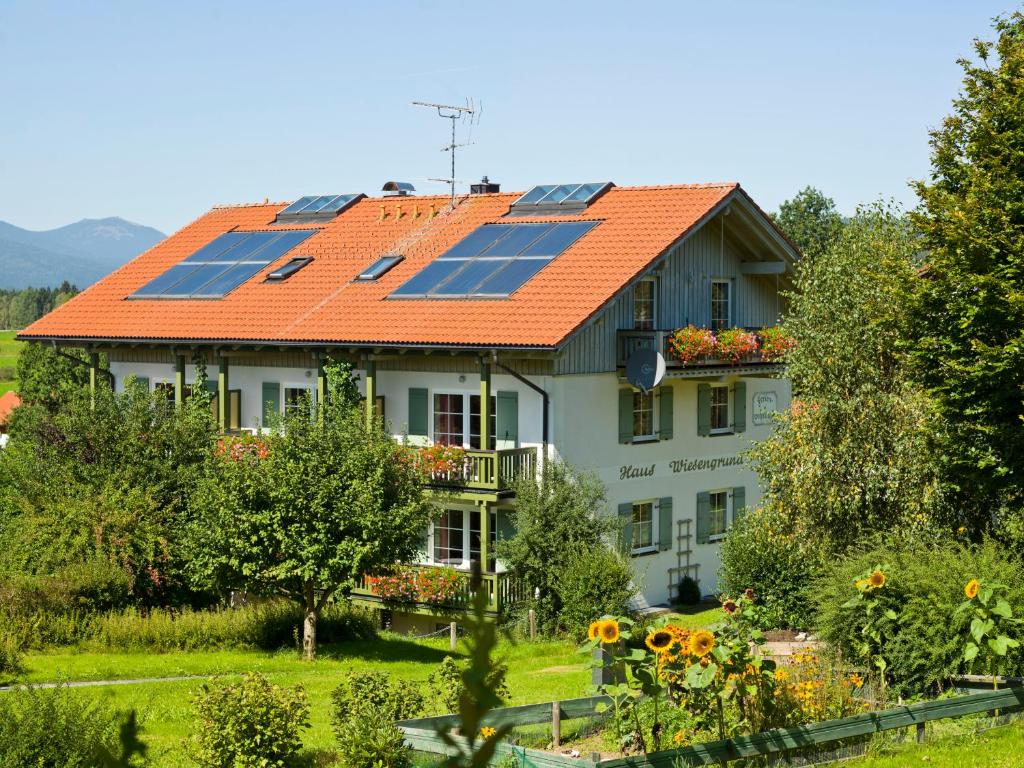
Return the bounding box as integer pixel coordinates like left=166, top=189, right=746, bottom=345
left=0, top=391, right=20, bottom=424
left=20, top=184, right=749, bottom=349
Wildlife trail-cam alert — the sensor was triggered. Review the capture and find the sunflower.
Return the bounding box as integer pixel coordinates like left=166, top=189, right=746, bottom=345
left=688, top=630, right=715, bottom=657
left=868, top=570, right=886, bottom=589
left=480, top=726, right=496, bottom=739
left=722, top=599, right=738, bottom=614
left=645, top=630, right=674, bottom=653
left=598, top=619, right=620, bottom=644
left=848, top=673, right=864, bottom=688
left=744, top=588, right=757, bottom=601
left=965, top=579, right=980, bottom=600
left=855, top=578, right=869, bottom=591
left=587, top=621, right=601, bottom=642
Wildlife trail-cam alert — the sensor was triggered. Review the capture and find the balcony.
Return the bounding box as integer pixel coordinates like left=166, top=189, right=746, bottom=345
left=616, top=328, right=788, bottom=370
left=419, top=447, right=538, bottom=495
left=350, top=566, right=528, bottom=616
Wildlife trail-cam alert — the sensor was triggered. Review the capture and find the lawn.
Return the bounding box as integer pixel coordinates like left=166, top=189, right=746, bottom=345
left=0, top=329, right=21, bottom=394
left=848, top=719, right=1024, bottom=767
left=17, top=634, right=589, bottom=767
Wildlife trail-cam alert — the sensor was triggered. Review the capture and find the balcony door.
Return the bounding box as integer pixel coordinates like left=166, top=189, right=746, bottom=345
left=429, top=507, right=497, bottom=571
left=432, top=392, right=496, bottom=449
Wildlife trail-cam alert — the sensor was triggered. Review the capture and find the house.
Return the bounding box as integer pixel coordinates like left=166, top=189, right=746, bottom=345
left=19, top=180, right=797, bottom=631
left=0, top=390, right=20, bottom=444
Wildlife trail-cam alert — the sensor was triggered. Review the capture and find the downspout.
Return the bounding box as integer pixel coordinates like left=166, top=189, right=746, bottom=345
left=491, top=353, right=549, bottom=454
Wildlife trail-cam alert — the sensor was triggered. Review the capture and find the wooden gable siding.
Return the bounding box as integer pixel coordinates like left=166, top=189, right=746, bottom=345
left=555, top=214, right=783, bottom=375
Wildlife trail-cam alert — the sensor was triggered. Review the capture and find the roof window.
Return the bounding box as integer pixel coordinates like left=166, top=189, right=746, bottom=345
left=266, top=257, right=313, bottom=281
left=356, top=254, right=404, bottom=281
left=508, top=182, right=612, bottom=216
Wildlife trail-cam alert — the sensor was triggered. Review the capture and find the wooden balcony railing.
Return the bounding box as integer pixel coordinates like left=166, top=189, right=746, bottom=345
left=350, top=565, right=528, bottom=615
left=423, top=447, right=537, bottom=493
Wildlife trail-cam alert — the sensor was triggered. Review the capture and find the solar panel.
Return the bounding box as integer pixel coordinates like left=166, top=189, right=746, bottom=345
left=511, top=182, right=611, bottom=210
left=356, top=254, right=404, bottom=281
left=276, top=193, right=363, bottom=220
left=130, top=230, right=315, bottom=299
left=390, top=221, right=600, bottom=299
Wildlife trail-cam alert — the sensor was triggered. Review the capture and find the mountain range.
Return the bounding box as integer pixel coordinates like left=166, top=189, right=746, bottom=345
left=0, top=217, right=166, bottom=290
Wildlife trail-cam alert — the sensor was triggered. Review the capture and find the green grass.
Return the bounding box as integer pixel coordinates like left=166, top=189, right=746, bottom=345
left=663, top=601, right=722, bottom=629
left=0, top=330, right=20, bottom=395
left=16, top=633, right=588, bottom=767
left=848, top=720, right=1024, bottom=767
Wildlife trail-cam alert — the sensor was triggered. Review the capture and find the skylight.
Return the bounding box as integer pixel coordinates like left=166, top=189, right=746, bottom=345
left=129, top=230, right=315, bottom=299
left=509, top=182, right=612, bottom=213
left=266, top=257, right=313, bottom=281
left=275, top=193, right=364, bottom=222
left=390, top=221, right=599, bottom=299
left=356, top=254, right=404, bottom=281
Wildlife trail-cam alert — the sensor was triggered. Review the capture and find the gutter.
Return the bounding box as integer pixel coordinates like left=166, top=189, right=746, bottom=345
left=492, top=353, right=549, bottom=453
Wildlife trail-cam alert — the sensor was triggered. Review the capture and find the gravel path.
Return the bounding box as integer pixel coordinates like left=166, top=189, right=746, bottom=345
left=0, top=674, right=226, bottom=692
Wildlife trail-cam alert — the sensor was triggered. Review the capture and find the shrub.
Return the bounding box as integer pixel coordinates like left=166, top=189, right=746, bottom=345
left=675, top=575, right=701, bottom=606
left=427, top=655, right=510, bottom=715
left=0, top=630, right=22, bottom=681
left=554, top=544, right=637, bottom=638
left=334, top=718, right=410, bottom=768
left=192, top=673, right=310, bottom=768
left=331, top=671, right=425, bottom=727
left=0, top=560, right=132, bottom=616
left=719, top=506, right=824, bottom=629
left=0, top=685, right=131, bottom=767
left=812, top=540, right=1024, bottom=697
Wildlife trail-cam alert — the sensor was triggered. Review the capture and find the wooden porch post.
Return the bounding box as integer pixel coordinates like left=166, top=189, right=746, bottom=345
left=479, top=357, right=491, bottom=449
left=315, top=354, right=328, bottom=411
left=174, top=354, right=185, bottom=407
left=217, top=355, right=229, bottom=431
left=479, top=501, right=490, bottom=575
left=364, top=358, right=376, bottom=428
left=88, top=351, right=99, bottom=410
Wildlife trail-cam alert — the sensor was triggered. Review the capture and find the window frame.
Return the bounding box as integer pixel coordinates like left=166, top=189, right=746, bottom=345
left=709, top=384, right=731, bottom=435
left=708, top=489, right=731, bottom=542
left=283, top=385, right=312, bottom=415
left=633, top=278, right=656, bottom=330
left=711, top=279, right=731, bottom=331
left=431, top=508, right=466, bottom=565
left=632, top=389, right=657, bottom=442
left=431, top=390, right=497, bottom=449
left=631, top=499, right=659, bottom=555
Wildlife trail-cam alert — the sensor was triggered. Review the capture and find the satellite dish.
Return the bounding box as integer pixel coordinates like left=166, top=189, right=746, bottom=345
left=625, top=348, right=666, bottom=393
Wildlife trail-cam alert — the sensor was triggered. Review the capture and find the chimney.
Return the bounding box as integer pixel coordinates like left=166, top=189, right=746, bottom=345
left=470, top=175, right=500, bottom=194
left=382, top=181, right=415, bottom=197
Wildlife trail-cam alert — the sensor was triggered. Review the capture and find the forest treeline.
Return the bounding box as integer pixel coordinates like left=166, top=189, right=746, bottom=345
left=0, top=283, right=78, bottom=330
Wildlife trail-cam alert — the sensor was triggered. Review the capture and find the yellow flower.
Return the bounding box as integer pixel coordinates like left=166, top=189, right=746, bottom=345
left=774, top=668, right=789, bottom=682
left=855, top=578, right=869, bottom=592
left=598, top=619, right=620, bottom=644
left=958, top=526, right=967, bottom=535
left=868, top=570, right=886, bottom=589
left=587, top=621, right=601, bottom=642
left=480, top=726, right=496, bottom=739
left=965, top=579, right=980, bottom=600
left=848, top=673, right=864, bottom=688
left=688, top=630, right=715, bottom=657
left=672, top=730, right=689, bottom=747
left=645, top=630, right=674, bottom=653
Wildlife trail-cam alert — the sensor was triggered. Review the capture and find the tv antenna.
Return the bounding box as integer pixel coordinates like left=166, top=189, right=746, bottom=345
left=412, top=99, right=479, bottom=207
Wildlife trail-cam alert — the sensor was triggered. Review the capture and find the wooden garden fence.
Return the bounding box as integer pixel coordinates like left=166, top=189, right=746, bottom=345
left=397, top=683, right=1024, bottom=768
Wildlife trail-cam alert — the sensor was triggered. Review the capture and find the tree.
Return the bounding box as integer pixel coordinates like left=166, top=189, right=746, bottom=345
left=749, top=204, right=951, bottom=550
left=497, top=460, right=617, bottom=634
left=771, top=186, right=844, bottom=261
left=15, top=342, right=91, bottom=413
left=186, top=395, right=431, bottom=659
left=910, top=13, right=1024, bottom=538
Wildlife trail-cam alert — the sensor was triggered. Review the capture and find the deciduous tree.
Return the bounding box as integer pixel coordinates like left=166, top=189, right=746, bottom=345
left=771, top=186, right=843, bottom=261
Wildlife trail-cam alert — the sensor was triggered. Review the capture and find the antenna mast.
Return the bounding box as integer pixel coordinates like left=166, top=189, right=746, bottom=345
left=412, top=99, right=478, bottom=207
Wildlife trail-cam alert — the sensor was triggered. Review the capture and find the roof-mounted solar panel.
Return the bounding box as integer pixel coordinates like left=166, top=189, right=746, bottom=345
left=275, top=193, right=364, bottom=222
left=129, top=230, right=316, bottom=299
left=266, top=257, right=313, bottom=281
left=508, top=182, right=612, bottom=216
left=355, top=254, right=404, bottom=281
left=390, top=220, right=599, bottom=299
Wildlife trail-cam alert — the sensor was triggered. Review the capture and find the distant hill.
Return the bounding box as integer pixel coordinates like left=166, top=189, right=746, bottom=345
left=0, top=217, right=166, bottom=290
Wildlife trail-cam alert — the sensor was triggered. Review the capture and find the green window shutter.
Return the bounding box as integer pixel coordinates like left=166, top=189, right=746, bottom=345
left=658, top=386, right=674, bottom=441
left=732, top=486, right=746, bottom=525
left=496, top=508, right=517, bottom=542
left=696, top=492, right=711, bottom=544
left=261, top=382, right=280, bottom=424
left=408, top=388, right=428, bottom=438
left=734, top=381, right=747, bottom=433
left=658, top=497, right=673, bottom=551
left=132, top=375, right=150, bottom=391
left=697, top=384, right=711, bottom=436
left=618, top=502, right=634, bottom=554
left=496, top=391, right=519, bottom=446
left=618, top=389, right=633, bottom=444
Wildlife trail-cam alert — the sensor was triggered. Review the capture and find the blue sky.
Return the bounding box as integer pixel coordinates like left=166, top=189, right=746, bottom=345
left=0, top=1, right=1017, bottom=233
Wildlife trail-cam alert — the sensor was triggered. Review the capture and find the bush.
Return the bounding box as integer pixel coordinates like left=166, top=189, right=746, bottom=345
left=192, top=673, right=310, bottom=768
left=0, top=630, right=22, bottom=681
left=0, top=685, right=131, bottom=767
left=0, top=560, right=132, bottom=616
left=333, top=718, right=410, bottom=768
left=426, top=655, right=510, bottom=715
left=813, top=540, right=1024, bottom=697
left=675, top=575, right=701, bottom=606
left=554, top=544, right=637, bottom=638
left=719, top=507, right=824, bottom=629
left=331, top=672, right=422, bottom=768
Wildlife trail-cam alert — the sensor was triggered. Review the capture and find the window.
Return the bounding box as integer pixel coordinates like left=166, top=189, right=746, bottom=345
left=633, top=390, right=655, bottom=440
left=433, top=509, right=464, bottom=564
left=634, top=279, right=655, bottom=330
left=709, top=491, right=729, bottom=540
left=710, top=385, right=730, bottom=433
left=154, top=382, right=175, bottom=404
left=284, top=387, right=310, bottom=414
left=433, top=394, right=464, bottom=446
left=632, top=501, right=655, bottom=552
left=711, top=280, right=731, bottom=330
left=469, top=509, right=498, bottom=569
left=469, top=395, right=496, bottom=450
